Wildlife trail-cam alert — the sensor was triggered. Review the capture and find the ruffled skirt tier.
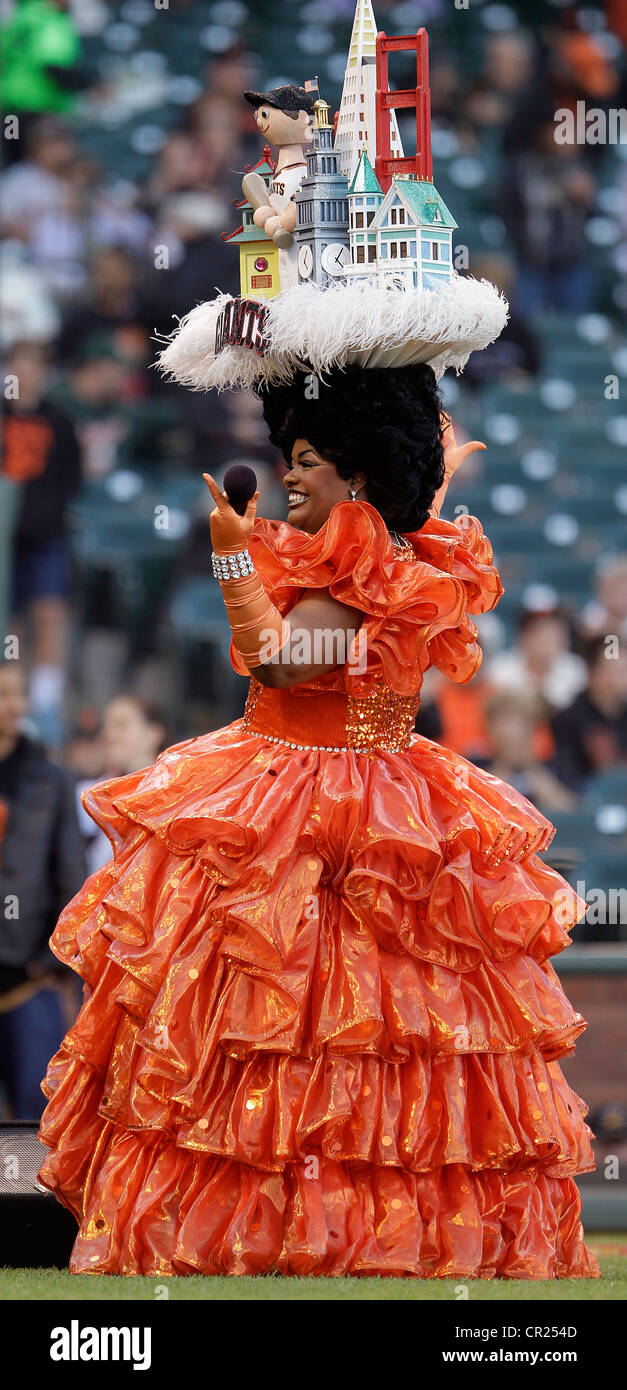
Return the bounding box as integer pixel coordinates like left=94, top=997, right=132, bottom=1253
left=38, top=723, right=600, bottom=1279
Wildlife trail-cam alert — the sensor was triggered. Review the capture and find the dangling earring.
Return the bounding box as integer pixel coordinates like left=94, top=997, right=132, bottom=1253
left=349, top=485, right=357, bottom=501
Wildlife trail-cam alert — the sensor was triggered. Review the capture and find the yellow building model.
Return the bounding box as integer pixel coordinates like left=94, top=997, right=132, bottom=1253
left=223, top=149, right=281, bottom=301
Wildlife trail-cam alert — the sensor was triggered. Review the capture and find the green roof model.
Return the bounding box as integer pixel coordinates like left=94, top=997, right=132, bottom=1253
left=348, top=150, right=382, bottom=196
left=223, top=151, right=277, bottom=245
left=393, top=178, right=457, bottom=229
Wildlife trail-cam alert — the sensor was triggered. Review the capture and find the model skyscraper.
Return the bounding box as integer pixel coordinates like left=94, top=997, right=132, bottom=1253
left=335, top=0, right=404, bottom=184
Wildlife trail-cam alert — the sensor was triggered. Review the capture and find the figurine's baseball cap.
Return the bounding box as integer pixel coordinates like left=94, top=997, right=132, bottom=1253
left=244, top=84, right=318, bottom=114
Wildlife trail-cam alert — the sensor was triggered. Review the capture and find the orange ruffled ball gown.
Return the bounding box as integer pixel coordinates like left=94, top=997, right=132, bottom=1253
left=38, top=500, right=600, bottom=1280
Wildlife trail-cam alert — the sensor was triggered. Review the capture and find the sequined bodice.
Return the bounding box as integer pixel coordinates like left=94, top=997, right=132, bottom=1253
left=241, top=535, right=421, bottom=754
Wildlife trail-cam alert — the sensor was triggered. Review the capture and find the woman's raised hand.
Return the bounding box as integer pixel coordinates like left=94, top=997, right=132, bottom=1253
left=442, top=417, right=486, bottom=480
left=203, top=472, right=259, bottom=554
left=430, top=418, right=486, bottom=519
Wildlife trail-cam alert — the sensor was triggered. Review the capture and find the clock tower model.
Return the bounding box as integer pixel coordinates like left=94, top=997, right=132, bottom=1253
left=294, top=96, right=350, bottom=288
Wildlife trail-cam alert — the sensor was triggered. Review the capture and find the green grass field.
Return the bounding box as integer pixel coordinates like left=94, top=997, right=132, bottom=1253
left=1, top=1237, right=625, bottom=1300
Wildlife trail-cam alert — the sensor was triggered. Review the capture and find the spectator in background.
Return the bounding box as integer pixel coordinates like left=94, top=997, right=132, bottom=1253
left=581, top=555, right=627, bottom=644
left=608, top=0, right=627, bottom=46
left=0, top=659, right=86, bottom=1120
left=56, top=246, right=145, bottom=365
left=427, top=54, right=462, bottom=132
left=146, top=128, right=217, bottom=207
left=0, top=116, right=93, bottom=299
left=552, top=638, right=627, bottom=791
left=62, top=711, right=105, bottom=786
left=2, top=340, right=82, bottom=747
left=487, top=606, right=587, bottom=713
left=462, top=254, right=541, bottom=391
left=0, top=116, right=76, bottom=232
left=502, top=117, right=596, bottom=314
left=205, top=42, right=257, bottom=121
left=551, top=14, right=624, bottom=110
left=88, top=179, right=153, bottom=259
left=60, top=335, right=130, bottom=478
left=414, top=667, right=497, bottom=762
left=146, top=94, right=244, bottom=215
left=222, top=395, right=286, bottom=474
left=483, top=690, right=576, bottom=813
left=102, top=694, right=167, bottom=777
left=183, top=92, right=251, bottom=205
left=464, top=31, right=535, bottom=136
left=140, top=194, right=236, bottom=362
left=0, top=243, right=60, bottom=349
left=76, top=695, right=168, bottom=874
left=502, top=15, right=624, bottom=158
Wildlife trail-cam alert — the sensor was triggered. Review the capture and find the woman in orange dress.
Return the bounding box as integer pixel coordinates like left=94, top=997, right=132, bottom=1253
left=38, top=363, right=599, bottom=1279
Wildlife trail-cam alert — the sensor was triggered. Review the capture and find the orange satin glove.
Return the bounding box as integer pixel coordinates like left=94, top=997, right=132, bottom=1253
left=203, top=473, right=291, bottom=669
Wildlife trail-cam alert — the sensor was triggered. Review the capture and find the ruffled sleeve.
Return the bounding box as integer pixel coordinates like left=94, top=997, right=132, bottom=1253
left=406, top=513, right=503, bottom=615
left=228, top=500, right=502, bottom=696
left=404, top=511, right=503, bottom=687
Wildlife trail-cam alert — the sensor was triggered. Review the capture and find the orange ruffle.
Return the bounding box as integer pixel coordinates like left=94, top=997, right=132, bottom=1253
left=39, top=1142, right=597, bottom=1279
left=229, top=500, right=503, bottom=694
left=38, top=720, right=599, bottom=1279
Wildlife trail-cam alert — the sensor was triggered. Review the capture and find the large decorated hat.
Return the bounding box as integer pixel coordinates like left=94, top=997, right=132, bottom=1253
left=158, top=2, right=507, bottom=391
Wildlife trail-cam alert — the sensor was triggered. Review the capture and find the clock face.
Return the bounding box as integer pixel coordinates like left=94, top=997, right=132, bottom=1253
left=298, top=244, right=314, bottom=280
left=321, top=242, right=350, bottom=276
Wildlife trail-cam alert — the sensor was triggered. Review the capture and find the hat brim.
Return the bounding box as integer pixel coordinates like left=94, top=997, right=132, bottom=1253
left=243, top=88, right=318, bottom=112
left=157, top=277, right=509, bottom=392
left=243, top=90, right=275, bottom=108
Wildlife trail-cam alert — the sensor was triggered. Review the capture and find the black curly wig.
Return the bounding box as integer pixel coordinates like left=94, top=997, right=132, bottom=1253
left=256, top=362, right=445, bottom=532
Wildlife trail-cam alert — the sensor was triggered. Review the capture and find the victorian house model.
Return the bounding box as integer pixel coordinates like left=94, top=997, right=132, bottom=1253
left=346, top=150, right=456, bottom=290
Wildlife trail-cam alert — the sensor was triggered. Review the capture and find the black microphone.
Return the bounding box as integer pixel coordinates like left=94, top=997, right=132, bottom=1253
left=223, top=463, right=258, bottom=516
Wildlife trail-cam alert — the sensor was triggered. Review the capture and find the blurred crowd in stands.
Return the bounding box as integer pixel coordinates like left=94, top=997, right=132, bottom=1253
left=0, top=0, right=626, bottom=1117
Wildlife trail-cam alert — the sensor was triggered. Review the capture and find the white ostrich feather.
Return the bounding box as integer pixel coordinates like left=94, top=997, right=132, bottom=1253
left=157, top=275, right=508, bottom=391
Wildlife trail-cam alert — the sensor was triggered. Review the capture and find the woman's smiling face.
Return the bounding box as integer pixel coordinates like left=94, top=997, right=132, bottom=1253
left=282, top=437, right=367, bottom=533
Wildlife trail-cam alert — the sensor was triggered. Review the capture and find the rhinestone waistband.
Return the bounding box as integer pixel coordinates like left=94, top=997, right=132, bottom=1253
left=253, top=732, right=397, bottom=753
left=242, top=680, right=421, bottom=754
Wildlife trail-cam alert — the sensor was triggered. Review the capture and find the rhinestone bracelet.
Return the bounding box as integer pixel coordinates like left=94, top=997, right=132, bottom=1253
left=211, top=549, right=254, bottom=581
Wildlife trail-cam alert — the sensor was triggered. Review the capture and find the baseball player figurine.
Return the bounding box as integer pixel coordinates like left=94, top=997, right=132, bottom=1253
left=243, top=83, right=318, bottom=290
